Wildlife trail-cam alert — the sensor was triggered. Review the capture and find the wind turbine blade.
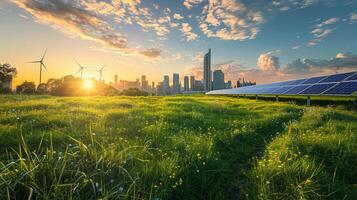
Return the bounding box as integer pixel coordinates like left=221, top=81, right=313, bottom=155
left=42, top=63, right=49, bottom=72
left=26, top=61, right=41, bottom=63
left=75, top=69, right=81, bottom=75
left=41, top=48, right=47, bottom=61
left=74, top=59, right=82, bottom=68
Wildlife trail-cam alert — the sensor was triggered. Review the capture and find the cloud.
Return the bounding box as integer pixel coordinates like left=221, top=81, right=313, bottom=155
left=257, top=53, right=280, bottom=71
left=308, top=17, right=339, bottom=46
left=183, top=0, right=203, bottom=9
left=350, top=12, right=357, bottom=23
left=199, top=0, right=265, bottom=41
left=139, top=48, right=162, bottom=58
left=316, top=17, right=339, bottom=27
left=283, top=52, right=357, bottom=75
left=173, top=13, right=184, bottom=20
left=181, top=23, right=198, bottom=41
left=292, top=45, right=301, bottom=50
left=11, top=0, right=161, bottom=58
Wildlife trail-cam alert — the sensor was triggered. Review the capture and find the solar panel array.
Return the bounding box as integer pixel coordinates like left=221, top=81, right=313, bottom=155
left=207, top=71, right=357, bottom=96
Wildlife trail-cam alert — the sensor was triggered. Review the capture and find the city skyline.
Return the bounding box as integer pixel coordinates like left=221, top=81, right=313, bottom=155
left=1, top=0, right=357, bottom=87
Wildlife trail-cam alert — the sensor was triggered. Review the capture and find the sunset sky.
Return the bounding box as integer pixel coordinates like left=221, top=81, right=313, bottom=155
left=1, top=0, right=357, bottom=87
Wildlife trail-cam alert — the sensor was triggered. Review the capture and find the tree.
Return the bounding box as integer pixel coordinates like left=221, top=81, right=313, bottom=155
left=36, top=83, right=48, bottom=94
left=16, top=81, right=36, bottom=95
left=0, top=63, right=17, bottom=93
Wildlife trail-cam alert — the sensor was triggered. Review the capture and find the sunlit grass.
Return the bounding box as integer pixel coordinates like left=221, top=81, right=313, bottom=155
left=0, top=95, right=356, bottom=199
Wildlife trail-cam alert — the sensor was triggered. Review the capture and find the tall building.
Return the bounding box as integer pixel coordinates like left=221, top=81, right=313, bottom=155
left=213, top=70, right=225, bottom=90
left=172, top=73, right=180, bottom=94
left=183, top=76, right=189, bottom=91
left=162, top=75, right=170, bottom=95
left=203, top=48, right=212, bottom=92
left=190, top=76, right=195, bottom=91
left=141, top=75, right=148, bottom=91
left=114, top=74, right=118, bottom=88
left=195, top=80, right=204, bottom=91
left=225, top=80, right=232, bottom=89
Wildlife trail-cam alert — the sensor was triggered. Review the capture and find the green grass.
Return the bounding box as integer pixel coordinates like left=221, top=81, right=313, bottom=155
left=0, top=95, right=356, bottom=199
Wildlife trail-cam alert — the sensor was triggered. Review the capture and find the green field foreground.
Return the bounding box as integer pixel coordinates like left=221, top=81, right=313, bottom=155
left=0, top=95, right=356, bottom=199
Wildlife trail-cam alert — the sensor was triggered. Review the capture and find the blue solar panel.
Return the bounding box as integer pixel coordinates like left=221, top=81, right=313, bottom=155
left=302, top=76, right=327, bottom=84
left=284, top=85, right=311, bottom=94
left=206, top=71, right=357, bottom=96
left=319, top=72, right=355, bottom=83
left=299, top=83, right=336, bottom=94
left=323, top=81, right=357, bottom=95
left=345, top=73, right=357, bottom=81
left=271, top=86, right=294, bottom=94
left=288, top=79, right=307, bottom=85
left=260, top=87, right=280, bottom=94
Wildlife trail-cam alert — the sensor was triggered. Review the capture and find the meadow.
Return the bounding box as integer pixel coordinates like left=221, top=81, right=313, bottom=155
left=0, top=95, right=356, bottom=199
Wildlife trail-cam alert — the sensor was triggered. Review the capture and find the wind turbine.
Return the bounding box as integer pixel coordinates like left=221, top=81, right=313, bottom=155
left=26, top=49, right=48, bottom=85
left=74, top=59, right=90, bottom=78
left=98, top=66, right=105, bottom=83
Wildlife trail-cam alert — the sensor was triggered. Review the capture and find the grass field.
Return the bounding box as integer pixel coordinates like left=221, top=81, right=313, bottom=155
left=0, top=95, right=356, bottom=199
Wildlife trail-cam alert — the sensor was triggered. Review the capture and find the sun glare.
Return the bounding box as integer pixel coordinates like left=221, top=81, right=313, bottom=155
left=83, top=79, right=94, bottom=90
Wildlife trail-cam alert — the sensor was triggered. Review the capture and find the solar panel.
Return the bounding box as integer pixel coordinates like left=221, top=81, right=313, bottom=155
left=288, top=79, right=307, bottom=85
left=323, top=81, right=357, bottom=95
left=302, top=76, right=327, bottom=84
left=345, top=73, right=357, bottom=81
left=271, top=86, right=294, bottom=94
left=319, top=72, right=355, bottom=83
left=299, top=83, right=336, bottom=94
left=206, top=71, right=357, bottom=96
left=284, top=85, right=311, bottom=94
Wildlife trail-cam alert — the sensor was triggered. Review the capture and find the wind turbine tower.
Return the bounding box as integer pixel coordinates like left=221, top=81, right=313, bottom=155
left=26, top=49, right=48, bottom=85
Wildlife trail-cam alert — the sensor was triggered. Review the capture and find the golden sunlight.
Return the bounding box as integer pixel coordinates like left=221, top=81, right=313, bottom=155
left=82, top=79, right=94, bottom=90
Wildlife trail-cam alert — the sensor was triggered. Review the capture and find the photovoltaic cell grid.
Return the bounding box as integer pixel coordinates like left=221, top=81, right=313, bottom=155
left=206, top=71, right=357, bottom=96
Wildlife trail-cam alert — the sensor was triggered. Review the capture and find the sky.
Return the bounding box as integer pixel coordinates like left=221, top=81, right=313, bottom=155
left=1, top=0, right=357, bottom=87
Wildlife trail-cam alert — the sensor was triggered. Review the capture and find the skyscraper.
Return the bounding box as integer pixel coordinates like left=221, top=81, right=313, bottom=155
left=172, top=73, right=180, bottom=94
left=190, top=76, right=195, bottom=91
left=203, top=48, right=212, bottom=92
left=141, top=75, right=148, bottom=91
left=162, top=75, right=170, bottom=95
left=184, top=76, right=189, bottom=91
left=213, top=70, right=225, bottom=90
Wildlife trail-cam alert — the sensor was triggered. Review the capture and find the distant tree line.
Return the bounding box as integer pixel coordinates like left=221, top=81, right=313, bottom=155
left=0, top=63, right=152, bottom=96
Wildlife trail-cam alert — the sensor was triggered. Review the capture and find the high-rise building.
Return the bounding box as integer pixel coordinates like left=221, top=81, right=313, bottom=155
left=183, top=76, right=189, bottom=91
left=225, top=80, right=232, bottom=89
left=195, top=80, right=204, bottom=91
left=114, top=74, right=118, bottom=88
left=213, top=70, right=225, bottom=90
left=162, top=75, right=170, bottom=95
left=203, top=48, right=212, bottom=92
left=141, top=75, right=148, bottom=91
left=190, top=76, right=195, bottom=91
left=172, top=73, right=180, bottom=94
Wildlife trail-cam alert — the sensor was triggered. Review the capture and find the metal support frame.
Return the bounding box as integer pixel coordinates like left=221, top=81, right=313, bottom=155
left=255, top=94, right=258, bottom=100
left=307, top=96, right=311, bottom=106
left=276, top=95, right=279, bottom=102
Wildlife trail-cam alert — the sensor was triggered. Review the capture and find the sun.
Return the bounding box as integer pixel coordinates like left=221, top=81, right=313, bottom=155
left=82, top=79, right=94, bottom=90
